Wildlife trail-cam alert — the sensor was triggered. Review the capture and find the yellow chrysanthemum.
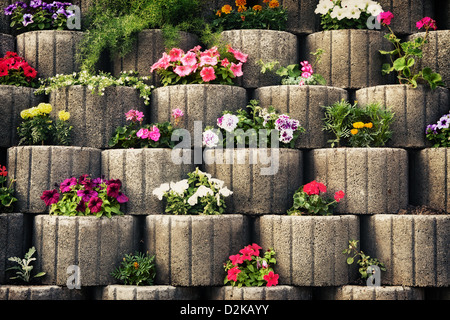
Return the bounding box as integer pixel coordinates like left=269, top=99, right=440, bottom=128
left=58, top=110, right=70, bottom=121
left=353, top=122, right=365, bottom=129
left=221, top=4, right=232, bottom=14
left=37, top=103, right=52, bottom=115
left=269, top=0, right=279, bottom=8
left=364, top=122, right=373, bottom=128
left=235, top=0, right=246, bottom=6
left=253, top=5, right=262, bottom=11
left=351, top=129, right=359, bottom=135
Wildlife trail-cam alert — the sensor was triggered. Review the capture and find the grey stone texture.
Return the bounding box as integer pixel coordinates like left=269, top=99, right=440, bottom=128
left=207, top=285, right=312, bottom=300
left=150, top=84, right=247, bottom=142
left=0, top=86, right=46, bottom=148
left=16, top=30, right=83, bottom=78
left=7, top=146, right=101, bottom=213
left=305, top=148, right=408, bottom=214
left=410, top=148, right=450, bottom=212
left=0, top=33, right=14, bottom=55
left=317, top=285, right=425, bottom=300
left=101, top=148, right=195, bottom=215
left=49, top=85, right=146, bottom=149
left=95, top=285, right=201, bottom=300
left=219, top=29, right=298, bottom=88
left=144, top=214, right=250, bottom=286
left=407, top=31, right=450, bottom=88
left=0, top=285, right=87, bottom=300
left=112, top=29, right=199, bottom=84
left=0, top=213, right=29, bottom=284
left=305, top=30, right=390, bottom=89
left=33, top=215, right=140, bottom=286
left=254, top=85, right=349, bottom=149
left=254, top=215, right=360, bottom=286
left=203, top=148, right=303, bottom=215
left=355, top=85, right=450, bottom=148
left=362, top=214, right=450, bottom=287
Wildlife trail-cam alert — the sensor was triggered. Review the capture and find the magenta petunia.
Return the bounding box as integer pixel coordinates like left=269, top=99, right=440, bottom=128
left=60, top=177, right=77, bottom=193
left=106, top=182, right=121, bottom=198
left=77, top=189, right=98, bottom=202
left=88, top=196, right=103, bottom=213
left=40, top=189, right=60, bottom=206
left=116, top=192, right=129, bottom=204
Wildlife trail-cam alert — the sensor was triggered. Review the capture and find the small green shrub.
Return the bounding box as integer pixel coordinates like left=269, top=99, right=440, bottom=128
left=111, top=252, right=156, bottom=286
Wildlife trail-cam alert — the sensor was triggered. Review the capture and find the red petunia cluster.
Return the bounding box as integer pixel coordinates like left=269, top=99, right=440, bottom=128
left=0, top=51, right=37, bottom=79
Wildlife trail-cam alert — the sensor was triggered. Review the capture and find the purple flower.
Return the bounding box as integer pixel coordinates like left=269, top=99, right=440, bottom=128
left=106, top=183, right=121, bottom=198
left=76, top=200, right=86, bottom=212
left=116, top=192, right=129, bottom=204
left=279, top=129, right=294, bottom=144
left=30, top=0, right=42, bottom=8
left=4, top=4, right=17, bottom=15
left=22, top=14, right=34, bottom=26
left=426, top=124, right=438, bottom=135
left=88, top=197, right=103, bottom=213
left=77, top=189, right=98, bottom=202
left=60, top=177, right=77, bottom=193
left=437, top=115, right=450, bottom=130
left=40, top=189, right=60, bottom=206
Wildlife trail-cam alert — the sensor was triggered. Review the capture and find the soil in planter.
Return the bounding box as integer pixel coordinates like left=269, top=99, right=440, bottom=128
left=398, top=205, right=447, bottom=215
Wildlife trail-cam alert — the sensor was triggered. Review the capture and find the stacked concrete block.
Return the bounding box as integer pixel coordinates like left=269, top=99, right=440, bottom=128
left=0, top=33, right=14, bottom=56
left=7, top=146, right=101, bottom=213
left=0, top=285, right=87, bottom=300
left=96, top=285, right=201, bottom=300
left=203, top=148, right=303, bottom=215
left=207, top=285, right=312, bottom=300
left=317, top=285, right=425, bottom=300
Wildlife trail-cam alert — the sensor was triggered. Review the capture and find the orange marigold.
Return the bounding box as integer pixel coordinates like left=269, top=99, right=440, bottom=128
left=235, top=0, right=246, bottom=6
left=237, top=5, right=247, bottom=12
left=252, top=5, right=262, bottom=11
left=263, top=0, right=270, bottom=3
left=269, top=0, right=279, bottom=8
left=221, top=4, right=232, bottom=14
left=216, top=9, right=222, bottom=16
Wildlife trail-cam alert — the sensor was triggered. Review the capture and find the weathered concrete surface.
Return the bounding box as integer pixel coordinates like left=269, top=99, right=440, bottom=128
left=207, top=285, right=312, bottom=300
left=0, top=33, right=14, bottom=55
left=317, top=285, right=425, bottom=300
left=95, top=285, right=201, bottom=300
left=0, top=285, right=87, bottom=300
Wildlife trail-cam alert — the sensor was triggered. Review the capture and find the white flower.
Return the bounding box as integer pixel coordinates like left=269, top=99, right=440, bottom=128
left=195, top=185, right=214, bottom=198
left=367, top=3, right=383, bottom=16
left=152, top=183, right=170, bottom=200
left=187, top=194, right=198, bottom=206
left=315, top=0, right=335, bottom=15
left=330, top=7, right=347, bottom=20
left=202, top=129, right=219, bottom=148
left=217, top=114, right=239, bottom=133
left=170, top=179, right=189, bottom=195
left=209, top=178, right=225, bottom=189
left=347, top=7, right=361, bottom=19
left=219, top=186, right=233, bottom=197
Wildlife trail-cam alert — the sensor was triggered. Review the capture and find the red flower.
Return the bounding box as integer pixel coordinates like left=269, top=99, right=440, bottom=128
left=249, top=243, right=262, bottom=256
left=303, top=180, right=327, bottom=195
left=263, top=271, right=279, bottom=287
left=0, top=165, right=7, bottom=177
left=40, top=189, right=60, bottom=206
left=22, top=65, right=37, bottom=78
left=239, top=245, right=255, bottom=261
left=0, top=61, right=9, bottom=77
left=227, top=266, right=241, bottom=282
left=229, top=254, right=244, bottom=266
left=334, top=190, right=345, bottom=202
left=416, top=17, right=437, bottom=30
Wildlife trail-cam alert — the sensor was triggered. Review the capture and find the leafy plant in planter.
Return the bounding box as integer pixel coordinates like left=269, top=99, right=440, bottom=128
left=0, top=51, right=38, bottom=87
left=111, top=251, right=156, bottom=286
left=0, top=165, right=17, bottom=213
left=6, top=247, right=46, bottom=283
left=426, top=112, right=450, bottom=147
left=343, top=239, right=386, bottom=282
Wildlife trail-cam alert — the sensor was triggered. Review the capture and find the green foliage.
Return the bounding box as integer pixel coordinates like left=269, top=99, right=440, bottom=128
left=111, top=252, right=156, bottom=286
left=343, top=240, right=386, bottom=280
left=6, top=247, right=46, bottom=283
left=0, top=166, right=17, bottom=213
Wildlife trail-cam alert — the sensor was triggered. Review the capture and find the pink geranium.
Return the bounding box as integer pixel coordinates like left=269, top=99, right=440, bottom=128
left=171, top=108, right=184, bottom=119
left=200, top=66, right=216, bottom=82
left=230, top=62, right=243, bottom=77
left=416, top=17, right=437, bottom=30
left=136, top=128, right=149, bottom=139
left=148, top=126, right=160, bottom=142
left=377, top=11, right=394, bottom=25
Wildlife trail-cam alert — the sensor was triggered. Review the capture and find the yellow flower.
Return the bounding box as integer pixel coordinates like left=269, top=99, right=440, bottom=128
left=58, top=110, right=70, bottom=121
left=20, top=109, right=32, bottom=119
left=221, top=4, right=232, bottom=14
left=216, top=9, right=221, bottom=17
left=353, top=122, right=365, bottom=129
left=252, top=5, right=262, bottom=11
left=269, top=0, right=279, bottom=8
left=364, top=122, right=373, bottom=128
left=133, top=262, right=139, bottom=269
left=351, top=129, right=359, bottom=135
left=37, top=103, right=52, bottom=115
left=235, top=0, right=246, bottom=6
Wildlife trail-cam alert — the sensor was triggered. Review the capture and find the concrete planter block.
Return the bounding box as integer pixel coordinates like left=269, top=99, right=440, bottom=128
left=410, top=148, right=450, bottom=212
left=0, top=86, right=46, bottom=148
left=317, top=285, right=425, bottom=300
left=16, top=30, right=83, bottom=78
left=101, top=148, right=195, bottom=215
left=144, top=214, right=250, bottom=286
left=206, top=285, right=312, bottom=300
left=305, top=30, right=390, bottom=89
left=362, top=214, right=450, bottom=287
left=0, top=33, right=14, bottom=55
left=7, top=146, right=101, bottom=213
left=254, top=215, right=360, bottom=286
left=219, top=29, right=298, bottom=88
left=407, top=31, right=450, bottom=88
left=355, top=85, right=449, bottom=148
left=0, top=213, right=29, bottom=284
left=112, top=29, right=199, bottom=84
left=151, top=84, right=247, bottom=140
left=305, top=148, right=408, bottom=214
left=49, top=85, right=146, bottom=149
left=95, top=285, right=201, bottom=300
left=0, top=285, right=87, bottom=300
left=203, top=148, right=303, bottom=215
left=254, top=85, right=348, bottom=149
left=33, top=215, right=140, bottom=286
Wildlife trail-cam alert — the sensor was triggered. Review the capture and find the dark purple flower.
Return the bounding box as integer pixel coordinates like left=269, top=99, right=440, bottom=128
left=78, top=174, right=90, bottom=185
left=88, top=197, right=103, bottom=213
left=77, top=189, right=98, bottom=202
left=40, top=189, right=60, bottom=206
left=76, top=200, right=86, bottom=212
left=4, top=4, right=17, bottom=15
left=106, top=179, right=122, bottom=187
left=60, top=177, right=77, bottom=193
left=116, top=192, right=129, bottom=204
left=107, top=183, right=121, bottom=198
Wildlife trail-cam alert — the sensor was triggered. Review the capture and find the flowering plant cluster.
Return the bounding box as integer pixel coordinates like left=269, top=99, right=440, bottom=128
left=379, top=13, right=445, bottom=89
left=315, top=0, right=383, bottom=30
left=109, top=108, right=184, bottom=149
left=17, top=103, right=72, bottom=146
left=0, top=52, right=38, bottom=87
left=4, top=0, right=74, bottom=32
left=111, top=251, right=156, bottom=286
left=0, top=165, right=17, bottom=213
left=224, top=244, right=278, bottom=288
left=426, top=113, right=450, bottom=147
left=153, top=167, right=232, bottom=215
left=322, top=100, right=394, bottom=148
left=41, top=175, right=128, bottom=218
left=211, top=0, right=287, bottom=31
left=287, top=180, right=345, bottom=216
left=202, top=99, right=305, bottom=149
left=150, top=45, right=247, bottom=86
left=35, top=71, right=153, bottom=105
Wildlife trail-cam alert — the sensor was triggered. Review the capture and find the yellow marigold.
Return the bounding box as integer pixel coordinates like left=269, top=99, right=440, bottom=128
left=253, top=5, right=262, bottom=11
left=58, top=110, right=70, bottom=121
left=237, top=5, right=247, bottom=12
left=353, top=122, right=365, bottom=129
left=221, top=4, right=232, bottom=14
left=269, top=0, right=279, bottom=8
left=20, top=109, right=32, bottom=119
left=37, top=103, right=52, bottom=115
left=235, top=0, right=246, bottom=6
left=351, top=129, right=359, bottom=135
left=364, top=122, right=373, bottom=128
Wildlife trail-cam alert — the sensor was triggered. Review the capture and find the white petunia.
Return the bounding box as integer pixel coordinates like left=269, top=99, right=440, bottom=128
left=219, top=186, right=233, bottom=197
left=152, top=183, right=170, bottom=200
left=170, top=179, right=189, bottom=195
left=187, top=194, right=198, bottom=206
left=209, top=178, right=225, bottom=189
left=195, top=185, right=214, bottom=198
left=367, top=3, right=383, bottom=16
left=315, top=0, right=335, bottom=15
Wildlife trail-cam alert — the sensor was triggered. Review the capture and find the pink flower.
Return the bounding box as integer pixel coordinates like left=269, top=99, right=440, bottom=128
left=150, top=52, right=170, bottom=72
left=230, top=62, right=243, bottom=77
left=180, top=51, right=197, bottom=66
left=148, top=126, right=160, bottom=142
left=189, top=45, right=202, bottom=53
left=227, top=266, right=241, bottom=282
left=137, top=128, right=149, bottom=139
left=174, top=65, right=194, bottom=77
left=298, top=80, right=305, bottom=86
left=302, top=71, right=312, bottom=78
left=171, top=108, right=184, bottom=119
left=125, top=109, right=144, bottom=122
left=116, top=192, right=129, bottom=204
left=263, top=271, right=279, bottom=287
left=169, top=48, right=184, bottom=62
left=416, top=17, right=437, bottom=30
left=377, top=11, right=394, bottom=25
left=221, top=58, right=230, bottom=67
left=249, top=243, right=262, bottom=256
left=227, top=46, right=248, bottom=63
left=229, top=254, right=244, bottom=266
left=199, top=55, right=218, bottom=67
left=200, top=66, right=216, bottom=82
left=201, top=46, right=220, bottom=58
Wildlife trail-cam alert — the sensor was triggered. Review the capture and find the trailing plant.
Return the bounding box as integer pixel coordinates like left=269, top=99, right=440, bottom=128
left=224, top=244, right=279, bottom=288
left=153, top=167, right=233, bottom=215
left=0, top=165, right=17, bottom=213
left=6, top=247, right=46, bottom=283
left=379, top=12, right=445, bottom=89
left=425, top=112, right=450, bottom=147
left=111, top=251, right=156, bottom=286
left=343, top=239, right=386, bottom=281
left=0, top=51, right=38, bottom=87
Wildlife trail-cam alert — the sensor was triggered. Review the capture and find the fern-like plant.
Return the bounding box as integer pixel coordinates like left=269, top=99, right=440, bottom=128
left=6, top=247, right=46, bottom=283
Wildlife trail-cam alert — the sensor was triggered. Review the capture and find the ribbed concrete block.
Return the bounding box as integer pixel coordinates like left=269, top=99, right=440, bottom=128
left=407, top=31, right=450, bottom=88
left=220, top=29, right=298, bottom=88
left=0, top=33, right=14, bottom=55
left=33, top=215, right=140, bottom=286
left=254, top=215, right=359, bottom=286
left=113, top=29, right=199, bottom=84
left=95, top=285, right=201, bottom=300
left=305, top=30, right=390, bottom=89
left=203, top=149, right=303, bottom=215
left=49, top=85, right=146, bottom=148
left=207, top=285, right=312, bottom=300
left=362, top=214, right=450, bottom=287
left=101, top=149, right=195, bottom=215
left=0, top=213, right=29, bottom=284
left=318, top=285, right=425, bottom=300
left=0, top=86, right=46, bottom=148
left=16, top=30, right=83, bottom=78
left=151, top=84, right=247, bottom=139
left=7, top=146, right=101, bottom=213
left=254, top=85, right=348, bottom=149
left=410, top=148, right=450, bottom=212
left=305, top=148, right=408, bottom=214
left=0, top=285, right=87, bottom=300
left=355, top=85, right=449, bottom=148
left=144, top=214, right=250, bottom=286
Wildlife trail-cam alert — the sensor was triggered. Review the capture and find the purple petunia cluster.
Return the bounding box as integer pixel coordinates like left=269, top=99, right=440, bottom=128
left=426, top=113, right=450, bottom=135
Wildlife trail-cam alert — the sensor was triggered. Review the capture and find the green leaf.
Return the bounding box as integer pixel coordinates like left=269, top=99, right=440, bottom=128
left=346, top=257, right=354, bottom=265
left=393, top=57, right=406, bottom=71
